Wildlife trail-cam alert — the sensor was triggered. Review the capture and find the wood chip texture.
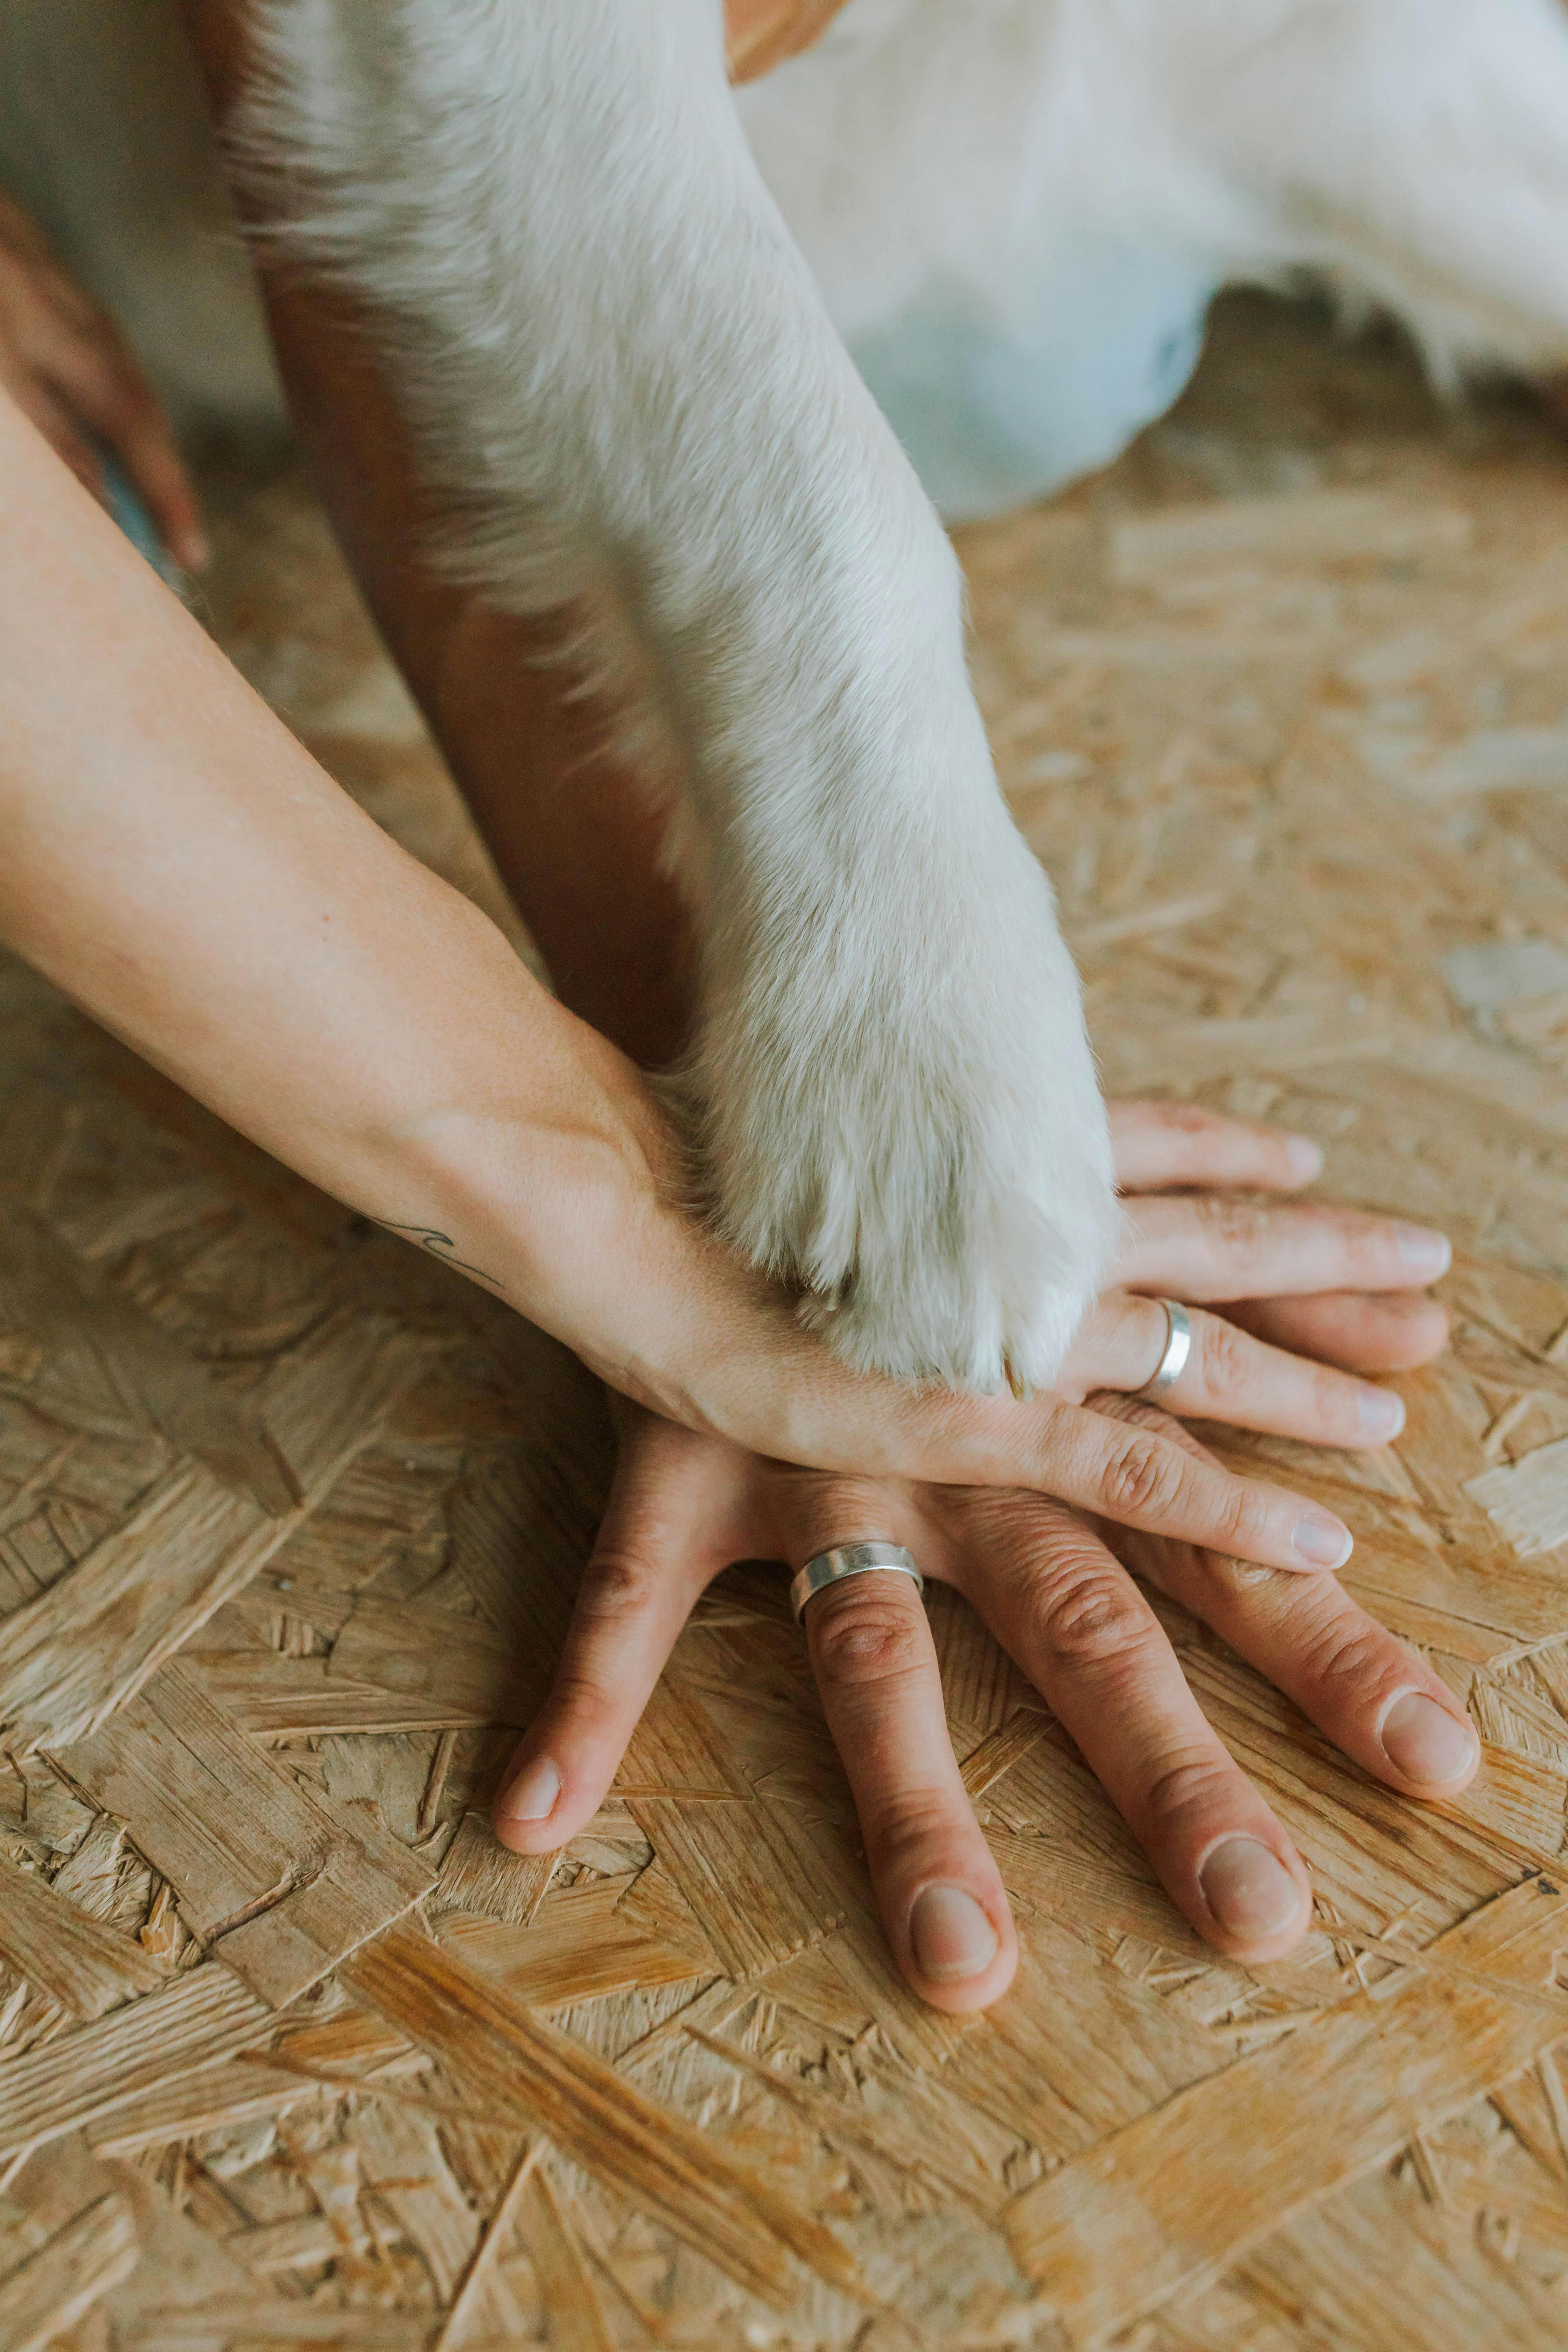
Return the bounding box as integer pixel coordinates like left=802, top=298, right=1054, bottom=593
left=4, top=291, right=1568, bottom=2346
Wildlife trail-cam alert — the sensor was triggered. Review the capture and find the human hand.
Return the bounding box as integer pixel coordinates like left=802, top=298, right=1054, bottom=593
left=1062, top=1097, right=1451, bottom=1441
left=492, top=1392, right=1476, bottom=2009
left=0, top=191, right=206, bottom=568
left=492, top=1105, right=1465, bottom=2004
left=485, top=1063, right=1456, bottom=1582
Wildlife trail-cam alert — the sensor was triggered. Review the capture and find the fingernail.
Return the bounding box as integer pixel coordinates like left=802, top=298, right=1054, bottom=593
left=1378, top=1291, right=1441, bottom=1321
left=1395, top=1224, right=1451, bottom=1277
left=177, top=527, right=211, bottom=574
left=1380, top=1692, right=1478, bottom=1786
left=910, top=1884, right=999, bottom=1983
left=496, top=1755, right=560, bottom=1823
left=1356, top=1387, right=1405, bottom=1442
left=1293, top=1509, right=1352, bottom=1569
left=1285, top=1135, right=1324, bottom=1182
left=1199, top=1837, right=1302, bottom=1938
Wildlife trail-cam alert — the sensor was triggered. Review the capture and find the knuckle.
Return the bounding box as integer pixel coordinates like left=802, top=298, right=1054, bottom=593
left=1035, top=1561, right=1150, bottom=1667
left=1100, top=1429, right=1188, bottom=1521
left=809, top=1592, right=927, bottom=1688
left=1142, top=1750, right=1236, bottom=1829
left=1194, top=1195, right=1267, bottom=1250
left=575, top=1545, right=659, bottom=1626
left=1300, top=1617, right=1395, bottom=1700
left=548, top=1642, right=636, bottom=1729
left=548, top=1662, right=621, bottom=1722
left=1196, top=1312, right=1252, bottom=1399
left=863, top=1785, right=965, bottom=1865
left=796, top=1477, right=894, bottom=1534
left=1208, top=1476, right=1272, bottom=1557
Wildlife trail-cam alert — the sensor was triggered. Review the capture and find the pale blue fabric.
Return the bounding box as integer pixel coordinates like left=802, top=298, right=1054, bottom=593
left=848, top=241, right=1218, bottom=522
left=100, top=447, right=181, bottom=585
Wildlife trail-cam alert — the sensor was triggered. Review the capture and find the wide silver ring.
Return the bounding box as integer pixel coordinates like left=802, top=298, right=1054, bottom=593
left=1136, top=1298, right=1192, bottom=1401
left=790, top=1542, right=924, bottom=1623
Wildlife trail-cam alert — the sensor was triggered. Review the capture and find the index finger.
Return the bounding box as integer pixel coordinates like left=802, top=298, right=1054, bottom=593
left=883, top=1391, right=1353, bottom=1576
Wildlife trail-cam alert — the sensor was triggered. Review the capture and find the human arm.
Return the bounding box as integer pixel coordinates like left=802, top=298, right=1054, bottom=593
left=0, top=386, right=1378, bottom=1571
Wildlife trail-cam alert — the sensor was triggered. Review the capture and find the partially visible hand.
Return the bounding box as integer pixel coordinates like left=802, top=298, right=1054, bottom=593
left=1106, top=1099, right=1449, bottom=1370
left=1054, top=1100, right=1452, bottom=1443
left=0, top=192, right=205, bottom=568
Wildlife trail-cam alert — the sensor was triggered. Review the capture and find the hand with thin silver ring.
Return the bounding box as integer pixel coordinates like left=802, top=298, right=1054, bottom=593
left=493, top=1392, right=1477, bottom=2011
left=1134, top=1298, right=1191, bottom=1400
left=1042, top=1100, right=1454, bottom=1448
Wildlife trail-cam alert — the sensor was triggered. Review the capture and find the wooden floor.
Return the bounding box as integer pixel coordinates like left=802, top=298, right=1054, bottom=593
left=6, top=293, right=1568, bottom=2350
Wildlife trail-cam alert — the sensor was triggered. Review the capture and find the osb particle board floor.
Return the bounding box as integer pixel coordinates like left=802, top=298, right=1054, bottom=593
left=5, top=290, right=1568, bottom=2351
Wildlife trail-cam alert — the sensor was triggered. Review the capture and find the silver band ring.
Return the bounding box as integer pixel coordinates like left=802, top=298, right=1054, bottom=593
left=790, top=1542, right=924, bottom=1623
left=1136, top=1298, right=1192, bottom=1401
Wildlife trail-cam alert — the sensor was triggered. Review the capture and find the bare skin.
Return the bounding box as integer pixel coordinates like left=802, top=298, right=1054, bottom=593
left=2, top=390, right=1394, bottom=1560
left=0, top=328, right=1468, bottom=2012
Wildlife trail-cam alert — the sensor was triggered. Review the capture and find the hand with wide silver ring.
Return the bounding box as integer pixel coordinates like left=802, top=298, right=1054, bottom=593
left=790, top=1541, right=923, bottom=1620
left=1040, top=1100, right=1452, bottom=1444
left=494, top=1104, right=1466, bottom=2015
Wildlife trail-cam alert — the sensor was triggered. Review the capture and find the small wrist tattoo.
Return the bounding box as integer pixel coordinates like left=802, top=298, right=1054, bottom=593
left=374, top=1220, right=506, bottom=1293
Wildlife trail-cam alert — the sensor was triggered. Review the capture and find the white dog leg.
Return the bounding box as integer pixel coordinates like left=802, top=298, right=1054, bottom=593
left=239, top=0, right=1118, bottom=1391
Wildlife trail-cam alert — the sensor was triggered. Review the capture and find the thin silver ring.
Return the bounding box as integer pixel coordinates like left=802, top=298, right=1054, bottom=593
left=1136, top=1298, right=1193, bottom=1401
left=790, top=1542, right=924, bottom=1623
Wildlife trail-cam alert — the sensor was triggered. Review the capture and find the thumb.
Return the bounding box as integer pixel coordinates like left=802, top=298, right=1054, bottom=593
left=491, top=1417, right=722, bottom=1853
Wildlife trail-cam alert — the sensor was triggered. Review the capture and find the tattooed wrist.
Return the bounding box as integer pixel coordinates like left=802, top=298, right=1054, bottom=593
left=374, top=1220, right=506, bottom=1292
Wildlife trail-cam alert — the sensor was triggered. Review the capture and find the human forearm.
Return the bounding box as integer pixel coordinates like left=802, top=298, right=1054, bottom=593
left=0, top=390, right=849, bottom=1436
left=220, top=299, right=696, bottom=1070
left=0, top=388, right=666, bottom=1307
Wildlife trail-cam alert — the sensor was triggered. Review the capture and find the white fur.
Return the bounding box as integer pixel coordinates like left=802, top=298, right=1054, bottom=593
left=10, top=0, right=1568, bottom=1386
left=739, top=0, right=1568, bottom=394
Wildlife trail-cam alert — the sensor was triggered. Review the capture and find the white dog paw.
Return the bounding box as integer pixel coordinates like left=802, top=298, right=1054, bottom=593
left=694, top=834, right=1119, bottom=1393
